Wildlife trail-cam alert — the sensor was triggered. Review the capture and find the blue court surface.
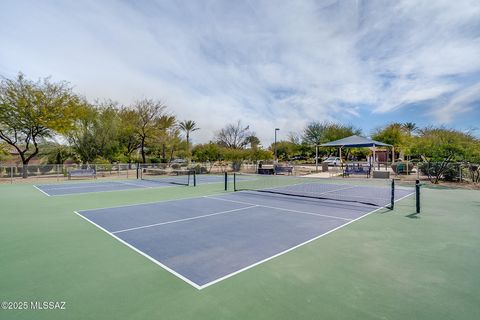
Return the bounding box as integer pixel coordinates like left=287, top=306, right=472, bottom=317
left=34, top=180, right=177, bottom=196
left=75, top=186, right=413, bottom=289
left=34, top=174, right=228, bottom=196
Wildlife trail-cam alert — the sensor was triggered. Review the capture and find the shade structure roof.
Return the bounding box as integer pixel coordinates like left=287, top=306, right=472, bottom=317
left=319, top=135, right=392, bottom=148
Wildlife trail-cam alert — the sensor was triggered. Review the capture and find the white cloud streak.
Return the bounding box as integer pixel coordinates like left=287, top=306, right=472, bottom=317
left=0, top=0, right=479, bottom=143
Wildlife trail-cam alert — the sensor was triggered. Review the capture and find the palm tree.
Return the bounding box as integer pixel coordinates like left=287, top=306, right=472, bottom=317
left=178, top=120, right=200, bottom=152
left=402, top=122, right=418, bottom=135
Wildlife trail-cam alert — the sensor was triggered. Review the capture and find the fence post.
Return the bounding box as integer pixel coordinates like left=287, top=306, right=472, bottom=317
left=416, top=180, right=421, bottom=214
left=10, top=166, right=13, bottom=184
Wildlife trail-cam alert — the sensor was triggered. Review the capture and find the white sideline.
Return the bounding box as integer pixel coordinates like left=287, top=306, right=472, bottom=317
left=33, top=185, right=51, bottom=197
left=198, top=191, right=415, bottom=290
left=74, top=211, right=202, bottom=290
left=112, top=205, right=257, bottom=234
left=204, top=195, right=352, bottom=221
left=74, top=191, right=415, bottom=290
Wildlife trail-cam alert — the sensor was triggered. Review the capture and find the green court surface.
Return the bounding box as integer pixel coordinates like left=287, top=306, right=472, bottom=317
left=0, top=181, right=479, bottom=320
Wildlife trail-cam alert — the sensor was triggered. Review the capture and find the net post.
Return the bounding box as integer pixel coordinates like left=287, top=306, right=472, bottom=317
left=390, top=179, right=395, bottom=210
left=224, top=172, right=227, bottom=191
left=193, top=171, right=196, bottom=187
left=233, top=173, right=237, bottom=191
left=416, top=180, right=421, bottom=213
left=136, top=163, right=140, bottom=179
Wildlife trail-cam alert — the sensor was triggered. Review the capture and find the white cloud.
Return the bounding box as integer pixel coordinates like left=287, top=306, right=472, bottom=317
left=0, top=0, right=479, bottom=143
left=429, top=83, right=480, bottom=123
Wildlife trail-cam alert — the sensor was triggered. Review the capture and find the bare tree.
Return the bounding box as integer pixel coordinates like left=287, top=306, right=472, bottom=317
left=215, top=120, right=251, bottom=149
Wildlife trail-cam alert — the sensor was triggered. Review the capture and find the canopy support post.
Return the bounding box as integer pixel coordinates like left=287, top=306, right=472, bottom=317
left=339, top=147, right=342, bottom=168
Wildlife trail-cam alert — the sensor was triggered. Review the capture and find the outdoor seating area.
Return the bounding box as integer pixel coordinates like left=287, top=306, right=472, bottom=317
left=342, top=163, right=371, bottom=178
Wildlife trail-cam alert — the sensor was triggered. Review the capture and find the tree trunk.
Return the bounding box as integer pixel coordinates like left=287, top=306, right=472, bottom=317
left=162, top=144, right=166, bottom=162
left=140, top=137, right=146, bottom=163
left=22, top=159, right=29, bottom=179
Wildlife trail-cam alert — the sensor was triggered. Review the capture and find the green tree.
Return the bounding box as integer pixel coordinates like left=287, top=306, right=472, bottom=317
left=42, top=143, right=77, bottom=164
left=402, top=122, right=418, bottom=135
left=246, top=147, right=273, bottom=164
left=0, top=143, right=8, bottom=161
left=133, top=99, right=168, bottom=163
left=151, top=114, right=179, bottom=163
left=67, top=101, right=121, bottom=163
left=192, top=143, right=223, bottom=172
left=411, top=127, right=477, bottom=183
left=372, top=123, right=405, bottom=146
left=222, top=148, right=247, bottom=171
left=302, top=121, right=360, bottom=169
left=178, top=120, right=200, bottom=155
left=269, top=141, right=298, bottom=160
left=0, top=73, right=81, bottom=177
left=118, top=107, right=141, bottom=164
left=245, top=135, right=261, bottom=149
left=372, top=123, right=413, bottom=160
left=67, top=102, right=99, bottom=162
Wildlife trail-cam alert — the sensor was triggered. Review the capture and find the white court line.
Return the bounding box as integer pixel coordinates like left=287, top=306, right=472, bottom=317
left=112, top=205, right=258, bottom=234
left=204, top=196, right=352, bottom=221
left=38, top=182, right=182, bottom=197
left=75, top=190, right=229, bottom=213
left=116, top=181, right=154, bottom=188
left=74, top=191, right=415, bottom=290
left=198, top=191, right=415, bottom=289
left=38, top=182, right=128, bottom=191
left=73, top=211, right=202, bottom=290
left=33, top=185, right=51, bottom=197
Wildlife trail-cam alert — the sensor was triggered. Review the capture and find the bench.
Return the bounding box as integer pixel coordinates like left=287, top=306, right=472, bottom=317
left=343, top=164, right=371, bottom=178
left=257, top=168, right=275, bottom=175
left=68, top=168, right=96, bottom=180
left=372, top=171, right=390, bottom=179
left=274, top=165, right=294, bottom=175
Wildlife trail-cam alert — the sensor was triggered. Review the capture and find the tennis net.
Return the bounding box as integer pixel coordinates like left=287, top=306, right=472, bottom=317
left=139, top=168, right=193, bottom=186
left=233, top=173, right=395, bottom=209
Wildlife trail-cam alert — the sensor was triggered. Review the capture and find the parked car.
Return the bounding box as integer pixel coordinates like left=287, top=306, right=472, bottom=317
left=171, top=158, right=187, bottom=164
left=322, top=157, right=342, bottom=166
left=290, top=156, right=307, bottom=161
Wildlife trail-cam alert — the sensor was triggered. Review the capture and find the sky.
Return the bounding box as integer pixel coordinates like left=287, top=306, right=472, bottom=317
left=1, top=0, right=480, bottom=144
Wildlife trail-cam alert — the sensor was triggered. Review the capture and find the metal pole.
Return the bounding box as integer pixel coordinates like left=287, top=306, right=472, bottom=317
left=224, top=172, right=227, bottom=191
left=416, top=180, right=421, bottom=213
left=315, top=145, right=319, bottom=172
left=274, top=128, right=279, bottom=163
left=10, top=165, right=13, bottom=184
left=390, top=179, right=395, bottom=210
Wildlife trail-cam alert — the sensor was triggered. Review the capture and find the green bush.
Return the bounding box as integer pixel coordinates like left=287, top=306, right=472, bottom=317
left=419, top=162, right=460, bottom=182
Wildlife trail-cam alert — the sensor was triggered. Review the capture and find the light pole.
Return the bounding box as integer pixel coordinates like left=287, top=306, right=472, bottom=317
left=274, top=128, right=280, bottom=163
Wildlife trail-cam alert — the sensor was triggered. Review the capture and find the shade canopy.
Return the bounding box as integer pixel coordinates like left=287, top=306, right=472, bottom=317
left=319, top=135, right=392, bottom=148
